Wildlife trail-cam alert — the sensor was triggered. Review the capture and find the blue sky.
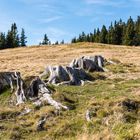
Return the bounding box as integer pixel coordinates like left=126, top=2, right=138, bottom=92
left=0, top=0, right=140, bottom=45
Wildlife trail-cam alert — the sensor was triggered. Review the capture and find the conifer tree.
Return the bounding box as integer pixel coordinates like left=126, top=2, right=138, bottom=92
left=20, top=28, right=27, bottom=46
left=100, top=25, right=108, bottom=43
left=55, top=41, right=59, bottom=45
left=71, top=37, right=77, bottom=43
left=81, top=32, right=87, bottom=42
left=107, top=22, right=114, bottom=44
left=42, top=34, right=49, bottom=45
left=86, top=34, right=90, bottom=42
left=6, top=30, right=13, bottom=48
left=95, top=28, right=100, bottom=43
left=60, top=40, right=64, bottom=44
left=124, top=16, right=135, bottom=46
left=11, top=23, right=19, bottom=47
left=0, top=33, right=6, bottom=49
left=133, top=16, right=140, bottom=46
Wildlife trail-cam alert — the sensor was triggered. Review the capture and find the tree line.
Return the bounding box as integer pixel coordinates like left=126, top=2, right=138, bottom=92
left=0, top=23, right=27, bottom=49
left=71, top=16, right=140, bottom=46
left=40, top=34, right=65, bottom=45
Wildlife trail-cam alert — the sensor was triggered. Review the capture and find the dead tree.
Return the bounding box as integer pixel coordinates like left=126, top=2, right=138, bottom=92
left=0, top=72, right=26, bottom=105
left=27, top=77, right=68, bottom=110
left=69, top=55, right=105, bottom=72
left=14, top=72, right=26, bottom=105
left=0, top=72, right=17, bottom=93
left=40, top=65, right=90, bottom=86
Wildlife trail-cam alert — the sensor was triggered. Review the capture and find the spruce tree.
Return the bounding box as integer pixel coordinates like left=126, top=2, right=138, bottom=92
left=60, top=40, right=64, bottom=44
left=107, top=22, right=114, bottom=44
left=11, top=23, right=19, bottom=47
left=113, top=20, right=123, bottom=45
left=86, top=34, right=90, bottom=42
left=20, top=28, right=27, bottom=46
left=100, top=25, right=108, bottom=43
left=55, top=41, right=59, bottom=45
left=124, top=16, right=135, bottom=46
left=133, top=16, right=140, bottom=46
left=0, top=33, right=6, bottom=49
left=71, top=37, right=77, bottom=43
left=95, top=28, right=100, bottom=43
left=81, top=32, right=86, bottom=42
left=42, top=34, right=49, bottom=45
left=6, top=30, right=13, bottom=48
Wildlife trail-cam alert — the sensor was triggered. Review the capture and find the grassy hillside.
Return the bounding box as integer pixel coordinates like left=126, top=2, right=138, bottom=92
left=0, top=43, right=140, bottom=140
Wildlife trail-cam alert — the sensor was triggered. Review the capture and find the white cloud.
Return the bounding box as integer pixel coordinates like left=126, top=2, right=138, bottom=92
left=38, top=16, right=62, bottom=23
left=47, top=27, right=67, bottom=37
left=31, top=27, right=68, bottom=43
left=84, top=0, right=128, bottom=7
left=19, top=0, right=46, bottom=4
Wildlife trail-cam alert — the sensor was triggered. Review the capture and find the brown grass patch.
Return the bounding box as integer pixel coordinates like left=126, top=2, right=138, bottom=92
left=0, top=43, right=140, bottom=78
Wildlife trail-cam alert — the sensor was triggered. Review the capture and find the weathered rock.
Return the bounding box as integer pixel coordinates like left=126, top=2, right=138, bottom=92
left=69, top=55, right=105, bottom=72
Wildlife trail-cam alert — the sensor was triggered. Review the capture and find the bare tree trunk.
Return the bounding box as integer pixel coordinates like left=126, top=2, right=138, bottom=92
left=28, top=77, right=68, bottom=110
left=14, top=72, right=26, bottom=105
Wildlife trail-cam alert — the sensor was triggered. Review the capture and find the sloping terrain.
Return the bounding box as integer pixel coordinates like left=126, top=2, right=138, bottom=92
left=0, top=43, right=140, bottom=140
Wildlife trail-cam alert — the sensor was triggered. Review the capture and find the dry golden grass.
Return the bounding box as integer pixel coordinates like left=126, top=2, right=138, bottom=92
left=0, top=42, right=140, bottom=78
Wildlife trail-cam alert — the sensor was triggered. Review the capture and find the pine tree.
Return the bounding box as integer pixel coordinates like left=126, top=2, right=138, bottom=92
left=20, top=28, right=27, bottom=46
left=55, top=41, right=59, bottom=45
left=107, top=22, right=114, bottom=44
left=11, top=23, right=19, bottom=47
left=71, top=37, right=77, bottom=43
left=113, top=20, right=124, bottom=45
left=0, top=33, right=6, bottom=49
left=100, top=25, right=108, bottom=43
left=42, top=34, right=49, bottom=45
left=89, top=32, right=94, bottom=42
left=86, top=34, right=90, bottom=42
left=78, top=34, right=82, bottom=42
left=133, top=16, right=140, bottom=46
left=81, top=32, right=86, bottom=42
left=95, top=28, right=100, bottom=43
left=5, top=23, right=19, bottom=48
left=124, top=17, right=135, bottom=46
left=60, top=40, right=64, bottom=44
left=48, top=41, right=51, bottom=45
left=6, top=30, right=13, bottom=48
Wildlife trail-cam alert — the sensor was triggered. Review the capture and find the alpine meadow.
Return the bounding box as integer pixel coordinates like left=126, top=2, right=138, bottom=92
left=0, top=0, right=140, bottom=140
